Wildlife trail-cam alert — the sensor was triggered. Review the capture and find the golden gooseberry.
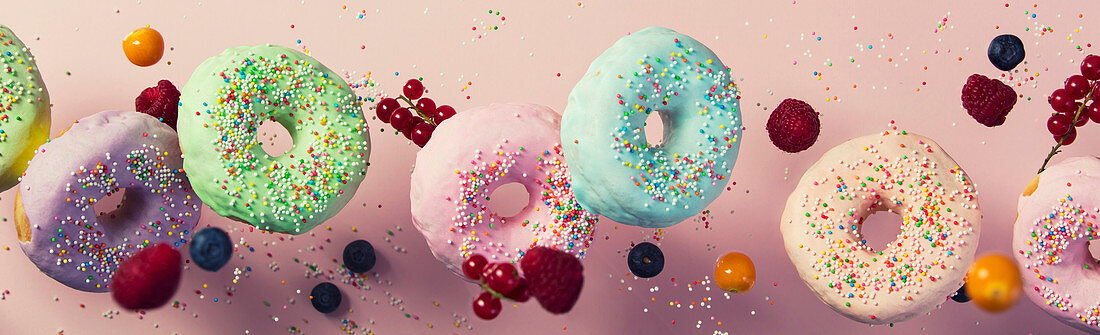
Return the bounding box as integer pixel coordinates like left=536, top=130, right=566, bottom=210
left=122, top=27, right=164, bottom=67
left=965, top=254, right=1022, bottom=312
left=714, top=251, right=755, bottom=293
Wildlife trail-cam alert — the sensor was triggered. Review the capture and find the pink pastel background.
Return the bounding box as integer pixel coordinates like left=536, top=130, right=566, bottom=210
left=0, top=0, right=1097, bottom=334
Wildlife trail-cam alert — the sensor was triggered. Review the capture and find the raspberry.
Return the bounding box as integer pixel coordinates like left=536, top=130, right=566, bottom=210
left=961, top=74, right=1017, bottom=127
left=135, top=80, right=181, bottom=129
left=110, top=243, right=183, bottom=310
left=766, top=98, right=820, bottom=153
left=519, top=247, right=584, bottom=314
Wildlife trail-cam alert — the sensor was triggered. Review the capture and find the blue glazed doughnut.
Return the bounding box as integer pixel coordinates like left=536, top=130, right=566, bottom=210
left=561, top=27, right=741, bottom=228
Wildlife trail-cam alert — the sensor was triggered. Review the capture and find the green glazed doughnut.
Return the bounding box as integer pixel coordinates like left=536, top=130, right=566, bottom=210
left=178, top=45, right=370, bottom=234
left=0, top=25, right=51, bottom=192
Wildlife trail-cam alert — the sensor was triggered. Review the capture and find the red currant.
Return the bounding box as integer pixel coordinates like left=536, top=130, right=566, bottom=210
left=1049, top=89, right=1077, bottom=114
left=486, top=262, right=520, bottom=294
left=1081, top=54, right=1100, bottom=80
left=1064, top=75, right=1091, bottom=100
left=480, top=263, right=498, bottom=284
left=1089, top=102, right=1100, bottom=124
left=462, top=254, right=488, bottom=280
left=416, top=98, right=437, bottom=116
left=433, top=105, right=457, bottom=124
left=502, top=277, right=530, bottom=302
left=473, top=291, right=502, bottom=320
left=375, top=98, right=400, bottom=123
left=1059, top=127, right=1078, bottom=146
left=411, top=122, right=435, bottom=147
left=389, top=108, right=416, bottom=132
left=403, top=79, right=425, bottom=100
left=1071, top=103, right=1088, bottom=127
left=1047, top=113, right=1072, bottom=136
left=403, top=119, right=424, bottom=139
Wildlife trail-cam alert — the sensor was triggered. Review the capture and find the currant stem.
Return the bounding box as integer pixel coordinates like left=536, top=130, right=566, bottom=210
left=1037, top=86, right=1094, bottom=174
left=479, top=282, right=516, bottom=302
left=397, top=95, right=437, bottom=126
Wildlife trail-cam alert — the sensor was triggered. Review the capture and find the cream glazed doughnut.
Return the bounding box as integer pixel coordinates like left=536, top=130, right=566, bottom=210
left=15, top=110, right=201, bottom=292
left=780, top=130, right=981, bottom=324
left=1013, top=156, right=1100, bottom=333
left=410, top=103, right=598, bottom=276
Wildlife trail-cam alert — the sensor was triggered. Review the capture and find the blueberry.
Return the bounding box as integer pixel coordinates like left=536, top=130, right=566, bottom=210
left=310, top=282, right=342, bottom=313
left=342, top=240, right=376, bottom=274
left=627, top=242, right=664, bottom=278
left=189, top=227, right=232, bottom=272
left=988, top=34, right=1025, bottom=71
left=951, top=284, right=970, bottom=303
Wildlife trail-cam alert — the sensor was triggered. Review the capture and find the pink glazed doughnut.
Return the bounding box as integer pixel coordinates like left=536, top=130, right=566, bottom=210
left=1013, top=156, right=1100, bottom=333
left=14, top=110, right=201, bottom=292
left=780, top=130, right=981, bottom=324
left=410, top=103, right=598, bottom=276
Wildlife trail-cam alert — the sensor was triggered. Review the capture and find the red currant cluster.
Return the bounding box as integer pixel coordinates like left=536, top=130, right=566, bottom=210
left=461, top=254, right=529, bottom=320
left=1039, top=54, right=1100, bottom=172
left=374, top=79, right=457, bottom=147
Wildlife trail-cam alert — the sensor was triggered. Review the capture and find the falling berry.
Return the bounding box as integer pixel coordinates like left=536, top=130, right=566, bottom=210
left=310, top=282, right=342, bottom=314
left=1088, top=102, right=1100, bottom=124
left=122, top=27, right=164, bottom=67
left=960, top=74, right=1017, bottom=127
left=403, top=119, right=424, bottom=140
left=463, top=254, right=488, bottom=281
left=987, top=34, right=1025, bottom=71
left=433, top=105, right=457, bottom=124
left=416, top=98, right=437, bottom=116
left=375, top=98, right=400, bottom=123
left=403, top=79, right=425, bottom=100
left=410, top=122, right=435, bottom=147
left=389, top=108, right=416, bottom=132
left=472, top=291, right=502, bottom=320
left=1081, top=54, right=1100, bottom=80
left=135, top=80, right=181, bottom=129
left=110, top=243, right=182, bottom=310
left=951, top=285, right=971, bottom=303
left=1059, top=127, right=1078, bottom=146
left=1047, top=113, right=1073, bottom=136
left=1064, top=75, right=1091, bottom=100
left=342, top=240, right=376, bottom=274
left=1049, top=89, right=1077, bottom=114
left=189, top=227, right=232, bottom=272
left=627, top=242, right=664, bottom=278
left=485, top=262, right=521, bottom=294
left=502, top=277, right=530, bottom=302
left=766, top=98, right=820, bottom=152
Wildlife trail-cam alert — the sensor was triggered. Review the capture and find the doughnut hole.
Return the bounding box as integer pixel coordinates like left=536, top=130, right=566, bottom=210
left=856, top=208, right=904, bottom=252
left=643, top=110, right=669, bottom=147
left=258, top=117, right=293, bottom=157
left=485, top=182, right=531, bottom=218
left=93, top=188, right=130, bottom=223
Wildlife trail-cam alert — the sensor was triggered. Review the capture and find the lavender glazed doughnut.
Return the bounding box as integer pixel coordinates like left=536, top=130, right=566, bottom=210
left=410, top=103, right=598, bottom=276
left=15, top=110, right=201, bottom=292
left=1013, top=156, right=1100, bottom=333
